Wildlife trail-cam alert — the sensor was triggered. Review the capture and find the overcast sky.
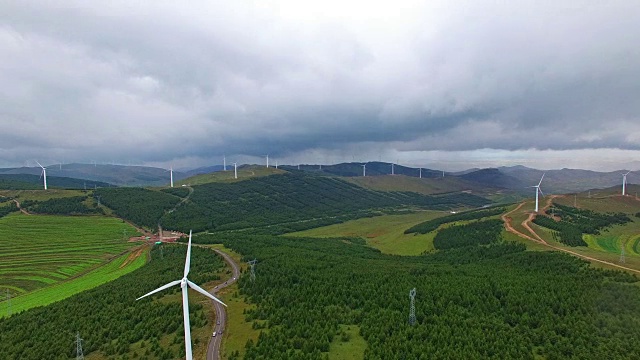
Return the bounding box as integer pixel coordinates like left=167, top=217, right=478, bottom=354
left=1, top=0, right=640, bottom=171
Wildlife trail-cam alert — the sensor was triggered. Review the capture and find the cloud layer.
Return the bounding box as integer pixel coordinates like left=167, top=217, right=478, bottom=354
left=1, top=1, right=640, bottom=169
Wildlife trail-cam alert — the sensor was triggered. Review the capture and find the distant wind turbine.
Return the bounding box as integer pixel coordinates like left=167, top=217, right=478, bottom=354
left=137, top=231, right=226, bottom=360
left=223, top=155, right=226, bottom=171
left=362, top=163, right=366, bottom=177
left=166, top=167, right=174, bottom=188
left=35, top=161, right=47, bottom=190
left=531, top=173, right=545, bottom=213
left=234, top=162, right=238, bottom=179
left=622, top=171, right=631, bottom=196
left=391, top=163, right=394, bottom=175
left=419, top=168, right=422, bottom=179
left=263, top=155, right=269, bottom=168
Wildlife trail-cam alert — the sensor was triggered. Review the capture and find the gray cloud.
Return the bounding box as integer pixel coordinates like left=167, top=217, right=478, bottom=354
left=1, top=0, right=640, bottom=170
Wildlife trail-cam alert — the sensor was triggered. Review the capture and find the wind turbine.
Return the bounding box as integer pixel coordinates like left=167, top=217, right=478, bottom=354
left=35, top=161, right=47, bottom=190
left=169, top=167, right=174, bottom=188
left=391, top=163, right=394, bottom=175
left=223, top=156, right=227, bottom=171
left=531, top=173, right=545, bottom=213
left=234, top=162, right=238, bottom=179
left=136, top=231, right=226, bottom=360
left=419, top=168, right=422, bottom=179
left=362, top=163, right=366, bottom=177
left=263, top=155, right=269, bottom=168
left=622, top=171, right=631, bottom=196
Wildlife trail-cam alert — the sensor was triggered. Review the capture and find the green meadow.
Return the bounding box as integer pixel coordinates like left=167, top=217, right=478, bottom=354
left=0, top=213, right=143, bottom=314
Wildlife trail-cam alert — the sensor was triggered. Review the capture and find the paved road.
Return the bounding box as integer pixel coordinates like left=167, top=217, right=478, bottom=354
left=206, top=249, right=241, bottom=360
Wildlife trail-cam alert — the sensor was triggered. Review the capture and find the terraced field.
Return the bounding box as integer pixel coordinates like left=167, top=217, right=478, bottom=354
left=0, top=213, right=142, bottom=314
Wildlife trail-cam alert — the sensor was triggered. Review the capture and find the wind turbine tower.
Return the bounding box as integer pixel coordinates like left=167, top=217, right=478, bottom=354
left=409, top=288, right=416, bottom=325
left=234, top=162, right=238, bottom=179
left=362, top=164, right=366, bottom=177
left=419, top=168, right=422, bottom=179
left=264, top=155, right=269, bottom=168
left=531, top=173, right=545, bottom=213
left=622, top=171, right=631, bottom=196
left=136, top=231, right=227, bottom=360
left=391, top=163, right=394, bottom=175
left=170, top=167, right=174, bottom=188
left=35, top=161, right=47, bottom=190
left=223, top=156, right=227, bottom=171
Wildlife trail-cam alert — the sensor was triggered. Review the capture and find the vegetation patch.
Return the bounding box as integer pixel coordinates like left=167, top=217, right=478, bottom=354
left=328, top=325, right=366, bottom=360
left=432, top=219, right=504, bottom=250
left=21, top=196, right=102, bottom=215
left=95, top=187, right=181, bottom=229
left=534, top=204, right=631, bottom=247
left=404, top=206, right=505, bottom=234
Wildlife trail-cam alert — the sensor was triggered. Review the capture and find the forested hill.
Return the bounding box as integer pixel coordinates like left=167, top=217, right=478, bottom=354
left=96, top=173, right=491, bottom=233
left=0, top=174, right=112, bottom=190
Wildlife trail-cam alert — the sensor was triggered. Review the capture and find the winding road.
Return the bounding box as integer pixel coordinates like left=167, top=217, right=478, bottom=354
left=502, top=197, right=640, bottom=275
left=206, top=249, right=241, bottom=360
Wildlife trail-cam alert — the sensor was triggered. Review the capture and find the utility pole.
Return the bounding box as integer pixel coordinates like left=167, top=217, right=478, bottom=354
left=248, top=259, right=257, bottom=282
left=75, top=332, right=85, bottom=360
left=409, top=288, right=416, bottom=325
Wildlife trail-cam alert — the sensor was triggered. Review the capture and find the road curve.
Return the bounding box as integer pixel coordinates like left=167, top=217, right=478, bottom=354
left=206, top=249, right=241, bottom=360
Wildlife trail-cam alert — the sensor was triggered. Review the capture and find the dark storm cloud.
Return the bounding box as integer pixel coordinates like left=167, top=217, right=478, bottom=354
left=1, top=0, right=640, bottom=168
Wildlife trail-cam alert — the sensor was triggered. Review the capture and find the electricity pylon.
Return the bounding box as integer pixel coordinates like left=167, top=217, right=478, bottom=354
left=409, top=288, right=416, bottom=325
left=248, top=259, right=257, bottom=282
left=75, top=332, right=84, bottom=360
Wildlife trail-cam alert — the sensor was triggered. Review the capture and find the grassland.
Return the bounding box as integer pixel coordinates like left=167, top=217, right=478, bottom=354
left=0, top=213, right=141, bottom=313
left=176, top=166, right=286, bottom=186
left=328, top=325, right=367, bottom=360
left=345, top=175, right=474, bottom=195
left=288, top=212, right=447, bottom=255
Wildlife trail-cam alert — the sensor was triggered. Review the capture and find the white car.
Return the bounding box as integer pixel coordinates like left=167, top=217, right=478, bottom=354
left=212, top=331, right=217, bottom=337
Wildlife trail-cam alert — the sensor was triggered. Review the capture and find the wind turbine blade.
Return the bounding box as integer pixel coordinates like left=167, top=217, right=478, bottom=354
left=537, top=173, right=545, bottom=187
left=539, top=188, right=545, bottom=198
left=136, top=279, right=181, bottom=300
left=187, top=280, right=227, bottom=307
left=35, top=160, right=43, bottom=168
left=184, top=230, right=192, bottom=278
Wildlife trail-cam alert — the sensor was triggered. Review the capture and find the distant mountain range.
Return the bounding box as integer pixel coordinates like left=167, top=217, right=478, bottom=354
left=0, top=162, right=634, bottom=194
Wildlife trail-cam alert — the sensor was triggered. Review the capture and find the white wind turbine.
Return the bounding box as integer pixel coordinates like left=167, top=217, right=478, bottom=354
left=362, top=163, right=366, bottom=177
left=223, top=155, right=227, bottom=171
left=170, top=167, right=174, bottom=188
left=263, top=155, right=269, bottom=168
left=234, top=162, right=238, bottom=179
left=35, top=161, right=47, bottom=190
left=622, top=171, right=631, bottom=196
left=531, top=173, right=545, bottom=213
left=136, top=231, right=227, bottom=360
left=419, top=168, right=422, bottom=179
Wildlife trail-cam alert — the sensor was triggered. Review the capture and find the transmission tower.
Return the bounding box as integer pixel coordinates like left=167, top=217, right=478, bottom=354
left=409, top=288, right=416, bottom=325
left=248, top=259, right=257, bottom=282
left=6, top=289, right=11, bottom=317
left=75, top=332, right=84, bottom=360
left=620, top=243, right=626, bottom=264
